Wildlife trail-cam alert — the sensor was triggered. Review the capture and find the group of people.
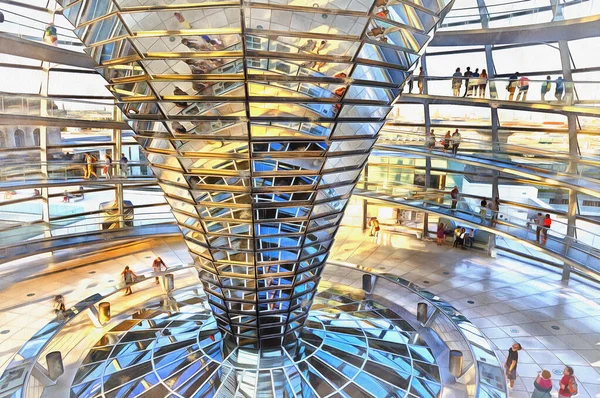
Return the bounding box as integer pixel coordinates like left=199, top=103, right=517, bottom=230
left=452, top=67, right=489, bottom=97
left=436, top=222, right=475, bottom=249
left=121, top=257, right=168, bottom=296
left=506, top=343, right=578, bottom=398
left=480, top=196, right=501, bottom=226
left=529, top=212, right=553, bottom=245
left=426, top=129, right=462, bottom=155
left=82, top=152, right=129, bottom=179
left=506, top=73, right=566, bottom=102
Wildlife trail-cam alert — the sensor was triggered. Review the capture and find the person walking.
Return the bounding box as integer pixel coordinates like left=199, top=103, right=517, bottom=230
left=516, top=74, right=530, bottom=101
left=53, top=295, right=66, bottom=315
left=450, top=186, right=459, bottom=210
left=451, top=129, right=461, bottom=155
left=479, top=69, right=488, bottom=97
left=490, top=197, right=500, bottom=226
left=505, top=342, right=522, bottom=389
left=103, top=154, right=112, bottom=179
left=507, top=72, right=519, bottom=101
left=535, top=212, right=544, bottom=243
left=555, top=76, right=565, bottom=102
left=541, top=76, right=551, bottom=102
left=436, top=222, right=445, bottom=245
left=84, top=152, right=98, bottom=179
left=462, top=67, right=472, bottom=97
left=443, top=130, right=451, bottom=153
left=368, top=217, right=380, bottom=237
left=558, top=366, right=578, bottom=397
left=152, top=257, right=168, bottom=285
left=427, top=129, right=436, bottom=151
left=418, top=67, right=425, bottom=94
left=121, top=266, right=137, bottom=296
left=119, top=153, right=129, bottom=178
left=542, top=213, right=552, bottom=244
left=452, top=67, right=462, bottom=96
left=479, top=198, right=488, bottom=224
left=532, top=370, right=553, bottom=398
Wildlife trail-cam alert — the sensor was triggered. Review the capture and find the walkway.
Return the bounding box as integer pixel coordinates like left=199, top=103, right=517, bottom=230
left=0, top=223, right=179, bottom=264
left=398, top=93, right=600, bottom=117
left=374, top=143, right=600, bottom=199
left=353, top=188, right=600, bottom=279
left=328, top=228, right=600, bottom=398
left=0, top=230, right=598, bottom=397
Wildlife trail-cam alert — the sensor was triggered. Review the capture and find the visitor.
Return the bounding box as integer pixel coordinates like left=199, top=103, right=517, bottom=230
left=452, top=67, right=462, bottom=96
left=479, top=69, right=488, bottom=97
left=542, top=213, right=552, bottom=244
left=152, top=257, right=168, bottom=285
left=555, top=76, right=565, bottom=102
left=558, top=366, right=578, bottom=397
left=84, top=152, right=98, bottom=179
left=516, top=74, right=530, bottom=101
left=464, top=229, right=474, bottom=248
left=469, top=68, right=480, bottom=96
left=479, top=198, right=488, bottom=224
left=174, top=12, right=191, bottom=29
left=418, top=67, right=425, bottom=94
left=121, top=266, right=137, bottom=296
left=541, top=76, right=551, bottom=101
left=53, top=295, right=66, bottom=316
left=443, top=130, right=452, bottom=153
left=535, top=212, right=544, bottom=243
left=427, top=129, right=436, bottom=151
left=462, top=67, right=472, bottom=97
left=450, top=186, right=460, bottom=210
left=436, top=222, right=445, bottom=245
left=407, top=72, right=414, bottom=94
left=505, top=342, right=522, bottom=389
left=181, top=38, right=209, bottom=51
left=490, top=197, right=500, bottom=226
left=507, top=72, right=519, bottom=101
left=103, top=154, right=112, bottom=179
left=299, top=39, right=316, bottom=52
left=120, top=153, right=128, bottom=177
left=451, top=129, right=461, bottom=155
left=532, top=370, right=553, bottom=398
left=453, top=227, right=463, bottom=247
left=368, top=217, right=380, bottom=237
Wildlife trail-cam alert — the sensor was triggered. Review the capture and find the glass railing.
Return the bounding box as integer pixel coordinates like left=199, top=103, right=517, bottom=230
left=0, top=264, right=196, bottom=398
left=354, top=181, right=600, bottom=276
left=0, top=211, right=176, bottom=250
left=0, top=161, right=154, bottom=183
left=0, top=8, right=83, bottom=50
left=327, top=261, right=507, bottom=398
left=404, top=76, right=600, bottom=106
left=440, top=0, right=597, bottom=30
left=377, top=128, right=600, bottom=181
left=0, top=93, right=120, bottom=122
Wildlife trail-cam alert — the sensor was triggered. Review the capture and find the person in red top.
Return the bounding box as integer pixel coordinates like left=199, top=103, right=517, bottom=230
left=559, top=366, right=577, bottom=397
left=541, top=214, right=552, bottom=244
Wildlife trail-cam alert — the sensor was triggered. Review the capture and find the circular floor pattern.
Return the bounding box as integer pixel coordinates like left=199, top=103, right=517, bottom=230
left=70, top=287, right=442, bottom=397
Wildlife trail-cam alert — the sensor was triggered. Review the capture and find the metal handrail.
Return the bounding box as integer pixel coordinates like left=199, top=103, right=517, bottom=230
left=327, top=261, right=506, bottom=398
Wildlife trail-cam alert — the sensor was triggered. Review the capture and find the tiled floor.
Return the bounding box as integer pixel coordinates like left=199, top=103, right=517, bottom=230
left=328, top=227, right=600, bottom=398
left=0, top=227, right=598, bottom=397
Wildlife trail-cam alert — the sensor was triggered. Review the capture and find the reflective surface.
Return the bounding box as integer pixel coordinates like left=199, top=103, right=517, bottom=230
left=70, top=286, right=442, bottom=398
left=62, top=0, right=454, bottom=346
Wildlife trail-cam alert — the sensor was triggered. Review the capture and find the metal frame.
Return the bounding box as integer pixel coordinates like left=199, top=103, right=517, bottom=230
left=63, top=0, right=454, bottom=347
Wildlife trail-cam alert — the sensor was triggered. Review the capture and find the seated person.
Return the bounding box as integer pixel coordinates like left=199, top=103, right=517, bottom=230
left=453, top=227, right=463, bottom=247
left=464, top=229, right=475, bottom=248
